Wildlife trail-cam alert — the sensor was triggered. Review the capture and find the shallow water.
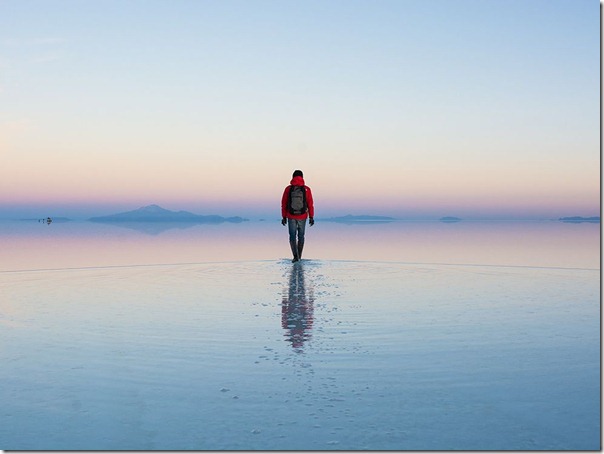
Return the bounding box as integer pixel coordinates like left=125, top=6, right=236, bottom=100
left=0, top=220, right=600, bottom=450
left=0, top=219, right=599, bottom=271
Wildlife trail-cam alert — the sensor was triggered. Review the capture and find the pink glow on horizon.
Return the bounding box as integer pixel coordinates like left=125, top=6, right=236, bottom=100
left=0, top=153, right=599, bottom=219
left=0, top=194, right=598, bottom=220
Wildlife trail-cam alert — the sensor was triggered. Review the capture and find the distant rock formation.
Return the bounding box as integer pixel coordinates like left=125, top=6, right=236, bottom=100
left=559, top=216, right=600, bottom=223
left=440, top=216, right=462, bottom=223
left=321, top=214, right=396, bottom=223
left=89, top=204, right=247, bottom=224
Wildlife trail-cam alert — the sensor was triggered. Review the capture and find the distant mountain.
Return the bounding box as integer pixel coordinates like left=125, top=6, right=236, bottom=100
left=322, top=214, right=396, bottom=224
left=89, top=204, right=247, bottom=224
left=559, top=216, right=600, bottom=223
left=440, top=216, right=462, bottom=223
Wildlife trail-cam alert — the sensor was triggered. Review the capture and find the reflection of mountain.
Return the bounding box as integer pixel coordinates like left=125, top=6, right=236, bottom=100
left=559, top=216, right=600, bottom=223
left=321, top=214, right=396, bottom=224
left=93, top=221, right=202, bottom=235
left=89, top=204, right=248, bottom=224
left=282, top=264, right=314, bottom=351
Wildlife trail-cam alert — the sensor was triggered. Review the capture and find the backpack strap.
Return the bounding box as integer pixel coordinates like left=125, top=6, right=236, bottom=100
left=287, top=184, right=294, bottom=212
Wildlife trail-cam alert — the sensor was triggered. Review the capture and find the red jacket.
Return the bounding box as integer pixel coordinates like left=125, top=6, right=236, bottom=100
left=281, top=176, right=314, bottom=220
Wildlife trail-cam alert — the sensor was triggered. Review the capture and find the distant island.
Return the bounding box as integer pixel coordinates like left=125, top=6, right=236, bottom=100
left=89, top=204, right=248, bottom=224
left=559, top=216, right=600, bottom=223
left=321, top=214, right=396, bottom=224
left=440, top=216, right=462, bottom=223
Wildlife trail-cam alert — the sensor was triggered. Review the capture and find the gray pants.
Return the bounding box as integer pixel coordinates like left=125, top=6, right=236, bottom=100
left=288, top=218, right=306, bottom=244
left=287, top=218, right=306, bottom=259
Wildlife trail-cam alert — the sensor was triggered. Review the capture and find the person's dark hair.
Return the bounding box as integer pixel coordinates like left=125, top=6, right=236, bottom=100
left=292, top=170, right=303, bottom=178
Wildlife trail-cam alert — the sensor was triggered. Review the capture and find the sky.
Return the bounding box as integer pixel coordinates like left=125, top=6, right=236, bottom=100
left=0, top=0, right=600, bottom=220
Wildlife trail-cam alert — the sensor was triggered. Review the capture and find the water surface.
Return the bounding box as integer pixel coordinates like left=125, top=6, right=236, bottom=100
left=0, top=219, right=598, bottom=270
left=0, top=220, right=599, bottom=450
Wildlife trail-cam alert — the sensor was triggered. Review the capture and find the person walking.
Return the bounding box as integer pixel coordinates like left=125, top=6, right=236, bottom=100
left=281, top=170, right=314, bottom=263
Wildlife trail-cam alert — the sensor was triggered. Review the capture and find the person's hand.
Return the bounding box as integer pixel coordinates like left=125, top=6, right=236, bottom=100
left=309, top=217, right=315, bottom=226
left=281, top=218, right=287, bottom=226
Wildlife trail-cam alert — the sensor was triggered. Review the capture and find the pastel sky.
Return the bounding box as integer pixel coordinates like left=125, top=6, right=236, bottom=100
left=0, top=0, right=599, bottom=219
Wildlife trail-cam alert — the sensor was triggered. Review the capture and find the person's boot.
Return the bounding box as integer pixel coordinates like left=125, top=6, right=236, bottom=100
left=297, top=241, right=304, bottom=261
left=290, top=240, right=299, bottom=262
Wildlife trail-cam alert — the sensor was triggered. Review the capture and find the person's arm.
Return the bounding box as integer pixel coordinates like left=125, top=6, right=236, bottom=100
left=306, top=186, right=314, bottom=218
left=281, top=186, right=290, bottom=219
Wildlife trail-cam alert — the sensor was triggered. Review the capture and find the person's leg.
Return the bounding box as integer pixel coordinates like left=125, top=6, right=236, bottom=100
left=287, top=218, right=299, bottom=261
left=296, top=218, right=307, bottom=259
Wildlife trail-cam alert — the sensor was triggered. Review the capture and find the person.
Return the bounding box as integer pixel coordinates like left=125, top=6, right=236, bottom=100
left=281, top=170, right=314, bottom=263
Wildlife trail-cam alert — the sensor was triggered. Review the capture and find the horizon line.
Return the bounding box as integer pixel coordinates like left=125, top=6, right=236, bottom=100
left=0, top=203, right=599, bottom=223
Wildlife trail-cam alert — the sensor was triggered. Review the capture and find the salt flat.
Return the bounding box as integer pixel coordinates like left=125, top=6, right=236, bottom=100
left=0, top=256, right=599, bottom=450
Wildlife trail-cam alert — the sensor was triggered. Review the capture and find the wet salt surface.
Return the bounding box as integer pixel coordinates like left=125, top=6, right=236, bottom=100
left=0, top=259, right=599, bottom=450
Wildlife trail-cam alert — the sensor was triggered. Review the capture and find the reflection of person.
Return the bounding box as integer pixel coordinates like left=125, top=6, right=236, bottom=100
left=282, top=264, right=314, bottom=350
left=281, top=170, right=314, bottom=263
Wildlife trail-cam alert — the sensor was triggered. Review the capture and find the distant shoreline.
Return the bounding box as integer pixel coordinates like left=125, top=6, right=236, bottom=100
left=321, top=214, right=396, bottom=223
left=6, top=208, right=601, bottom=224
left=559, top=216, right=600, bottom=223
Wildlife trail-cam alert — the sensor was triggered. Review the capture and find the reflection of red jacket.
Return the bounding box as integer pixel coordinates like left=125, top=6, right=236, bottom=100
left=281, top=176, right=314, bottom=220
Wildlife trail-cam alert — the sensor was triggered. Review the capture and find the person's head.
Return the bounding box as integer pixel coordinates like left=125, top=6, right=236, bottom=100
left=292, top=170, right=303, bottom=178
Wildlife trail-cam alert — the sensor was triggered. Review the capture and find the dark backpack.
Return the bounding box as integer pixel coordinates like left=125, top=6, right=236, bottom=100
left=288, top=185, right=307, bottom=215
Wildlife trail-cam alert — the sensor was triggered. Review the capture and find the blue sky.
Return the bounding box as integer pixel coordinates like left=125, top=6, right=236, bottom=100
left=0, top=0, right=600, bottom=219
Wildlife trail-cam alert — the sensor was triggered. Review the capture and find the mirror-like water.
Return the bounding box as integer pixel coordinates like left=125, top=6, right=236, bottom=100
left=0, top=219, right=599, bottom=271
left=0, top=220, right=599, bottom=450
